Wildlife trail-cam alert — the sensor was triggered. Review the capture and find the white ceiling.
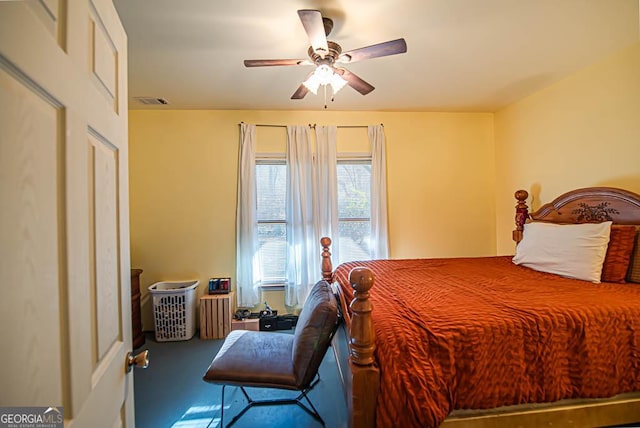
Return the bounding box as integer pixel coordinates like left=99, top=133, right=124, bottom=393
left=113, top=0, right=639, bottom=112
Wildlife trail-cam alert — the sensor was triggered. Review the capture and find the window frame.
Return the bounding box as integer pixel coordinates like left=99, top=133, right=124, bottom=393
left=337, top=154, right=372, bottom=224
left=255, top=153, right=287, bottom=287
left=336, top=153, right=372, bottom=264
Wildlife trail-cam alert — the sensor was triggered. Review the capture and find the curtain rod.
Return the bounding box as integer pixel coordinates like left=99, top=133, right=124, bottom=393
left=309, top=123, right=383, bottom=129
left=239, top=122, right=384, bottom=129
left=239, top=122, right=286, bottom=128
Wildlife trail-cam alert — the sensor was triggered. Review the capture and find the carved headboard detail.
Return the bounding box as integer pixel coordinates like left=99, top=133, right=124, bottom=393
left=513, top=187, right=640, bottom=243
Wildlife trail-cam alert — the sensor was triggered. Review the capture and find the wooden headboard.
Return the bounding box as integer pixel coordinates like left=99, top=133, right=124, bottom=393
left=513, top=187, right=640, bottom=242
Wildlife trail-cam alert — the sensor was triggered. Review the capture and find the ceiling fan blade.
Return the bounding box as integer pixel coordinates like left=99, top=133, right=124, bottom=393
left=337, top=38, right=407, bottom=64
left=297, top=10, right=329, bottom=55
left=334, top=67, right=375, bottom=95
left=291, top=84, right=309, bottom=100
left=244, top=59, right=312, bottom=67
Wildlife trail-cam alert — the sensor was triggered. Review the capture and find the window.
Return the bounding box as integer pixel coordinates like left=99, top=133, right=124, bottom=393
left=255, top=159, right=287, bottom=284
left=254, top=155, right=373, bottom=283
left=337, top=158, right=372, bottom=264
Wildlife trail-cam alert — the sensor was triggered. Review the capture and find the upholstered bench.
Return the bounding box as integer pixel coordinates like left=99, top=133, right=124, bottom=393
left=203, top=280, right=338, bottom=427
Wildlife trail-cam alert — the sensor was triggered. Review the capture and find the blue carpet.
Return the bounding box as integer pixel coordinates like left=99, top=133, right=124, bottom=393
left=133, top=331, right=348, bottom=428
left=133, top=331, right=640, bottom=428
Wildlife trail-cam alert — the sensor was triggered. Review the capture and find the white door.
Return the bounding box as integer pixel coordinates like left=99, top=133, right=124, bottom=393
left=0, top=1, right=135, bottom=427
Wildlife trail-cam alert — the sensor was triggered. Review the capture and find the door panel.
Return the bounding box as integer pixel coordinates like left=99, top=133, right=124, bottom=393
left=89, top=2, right=119, bottom=111
left=25, top=0, right=61, bottom=40
left=0, top=65, right=64, bottom=408
left=92, top=134, right=121, bottom=363
left=0, top=1, right=132, bottom=426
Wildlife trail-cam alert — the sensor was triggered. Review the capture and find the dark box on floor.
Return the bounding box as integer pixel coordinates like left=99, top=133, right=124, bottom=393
left=259, top=315, right=278, bottom=331
left=259, top=314, right=299, bottom=331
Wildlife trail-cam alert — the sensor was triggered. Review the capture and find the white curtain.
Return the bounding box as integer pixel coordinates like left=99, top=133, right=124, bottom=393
left=235, top=123, right=261, bottom=307
left=285, top=125, right=316, bottom=307
left=313, top=125, right=339, bottom=264
left=368, top=125, right=390, bottom=259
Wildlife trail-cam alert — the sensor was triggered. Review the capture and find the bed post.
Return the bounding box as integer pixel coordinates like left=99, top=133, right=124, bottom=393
left=321, top=237, right=333, bottom=283
left=349, top=267, right=380, bottom=428
left=513, top=189, right=529, bottom=243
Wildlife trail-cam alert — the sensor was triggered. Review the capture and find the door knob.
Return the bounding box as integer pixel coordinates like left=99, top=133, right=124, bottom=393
left=126, top=350, right=149, bottom=373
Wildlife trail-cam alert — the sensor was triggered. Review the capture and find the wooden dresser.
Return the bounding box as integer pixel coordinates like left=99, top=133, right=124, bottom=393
left=130, top=269, right=145, bottom=349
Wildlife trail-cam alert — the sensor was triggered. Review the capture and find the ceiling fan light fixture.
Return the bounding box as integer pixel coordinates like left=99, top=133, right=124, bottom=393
left=329, top=72, right=347, bottom=94
left=302, top=64, right=346, bottom=95
left=302, top=72, right=321, bottom=95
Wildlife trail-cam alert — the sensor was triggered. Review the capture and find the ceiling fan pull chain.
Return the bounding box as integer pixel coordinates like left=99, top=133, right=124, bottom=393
left=324, top=84, right=328, bottom=109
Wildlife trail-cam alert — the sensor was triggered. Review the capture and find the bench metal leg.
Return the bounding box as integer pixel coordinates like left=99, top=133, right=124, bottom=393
left=218, top=375, right=325, bottom=427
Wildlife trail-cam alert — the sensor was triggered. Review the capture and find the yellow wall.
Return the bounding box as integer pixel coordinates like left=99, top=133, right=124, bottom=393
left=494, top=42, right=640, bottom=255
left=130, top=43, right=640, bottom=327
left=129, top=110, right=495, bottom=326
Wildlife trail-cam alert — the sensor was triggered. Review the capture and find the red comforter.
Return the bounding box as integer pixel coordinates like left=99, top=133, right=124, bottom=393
left=334, top=257, right=640, bottom=428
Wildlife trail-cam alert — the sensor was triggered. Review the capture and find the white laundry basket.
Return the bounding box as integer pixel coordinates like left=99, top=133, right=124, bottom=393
left=149, top=280, right=199, bottom=342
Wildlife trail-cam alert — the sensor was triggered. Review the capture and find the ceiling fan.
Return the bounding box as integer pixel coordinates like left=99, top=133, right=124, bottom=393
left=243, top=9, right=407, bottom=100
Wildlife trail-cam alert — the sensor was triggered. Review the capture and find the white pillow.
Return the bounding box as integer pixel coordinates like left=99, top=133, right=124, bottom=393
left=512, top=221, right=612, bottom=283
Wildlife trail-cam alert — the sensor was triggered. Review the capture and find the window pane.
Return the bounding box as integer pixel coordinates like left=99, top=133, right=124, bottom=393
left=338, top=220, right=370, bottom=264
left=257, top=223, right=286, bottom=281
left=337, top=163, right=371, bottom=219
left=256, top=163, right=286, bottom=221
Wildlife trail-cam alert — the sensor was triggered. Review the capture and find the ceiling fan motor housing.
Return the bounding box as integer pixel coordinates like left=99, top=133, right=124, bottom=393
left=309, top=40, right=342, bottom=65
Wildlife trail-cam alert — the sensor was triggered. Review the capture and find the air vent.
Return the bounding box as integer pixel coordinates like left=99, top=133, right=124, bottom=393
left=135, top=97, right=169, bottom=105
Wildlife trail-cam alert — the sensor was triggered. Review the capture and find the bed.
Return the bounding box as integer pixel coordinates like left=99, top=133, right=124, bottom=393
left=320, top=187, right=640, bottom=428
